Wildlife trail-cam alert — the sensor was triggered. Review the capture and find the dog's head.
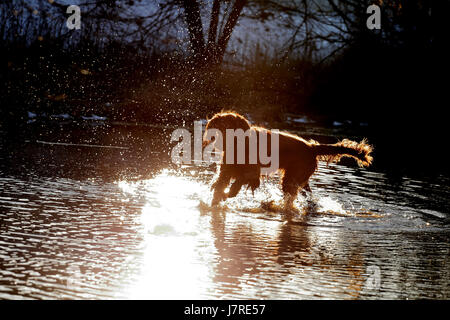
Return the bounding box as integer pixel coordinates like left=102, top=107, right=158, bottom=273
left=203, top=111, right=251, bottom=148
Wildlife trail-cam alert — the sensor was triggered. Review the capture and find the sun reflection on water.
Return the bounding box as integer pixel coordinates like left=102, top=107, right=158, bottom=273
left=116, top=170, right=218, bottom=299
left=114, top=169, right=379, bottom=299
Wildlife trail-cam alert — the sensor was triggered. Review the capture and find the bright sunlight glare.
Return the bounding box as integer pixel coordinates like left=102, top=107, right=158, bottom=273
left=116, top=170, right=216, bottom=299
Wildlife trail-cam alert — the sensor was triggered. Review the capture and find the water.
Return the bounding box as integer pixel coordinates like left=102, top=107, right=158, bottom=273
left=0, top=122, right=449, bottom=299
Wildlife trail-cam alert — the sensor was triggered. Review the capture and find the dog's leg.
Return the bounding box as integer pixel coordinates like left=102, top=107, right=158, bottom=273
left=226, top=179, right=244, bottom=198
left=281, top=171, right=299, bottom=210
left=211, top=166, right=232, bottom=206
left=299, top=182, right=312, bottom=197
left=281, top=170, right=299, bottom=196
left=226, top=165, right=260, bottom=199
left=300, top=181, right=316, bottom=212
left=246, top=165, right=261, bottom=194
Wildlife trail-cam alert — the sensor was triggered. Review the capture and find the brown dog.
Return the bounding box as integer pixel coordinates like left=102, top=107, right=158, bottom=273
left=203, top=111, right=373, bottom=207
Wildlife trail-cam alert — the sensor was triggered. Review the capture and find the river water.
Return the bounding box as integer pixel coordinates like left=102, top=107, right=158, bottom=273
left=0, top=121, right=449, bottom=299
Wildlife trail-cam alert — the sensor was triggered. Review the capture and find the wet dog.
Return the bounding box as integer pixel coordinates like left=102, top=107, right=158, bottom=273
left=203, top=111, right=373, bottom=207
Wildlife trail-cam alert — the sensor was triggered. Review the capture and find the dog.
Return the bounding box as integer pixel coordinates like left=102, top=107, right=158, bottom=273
left=203, top=111, right=373, bottom=207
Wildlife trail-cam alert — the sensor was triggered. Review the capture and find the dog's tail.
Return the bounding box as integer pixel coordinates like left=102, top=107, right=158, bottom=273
left=311, top=139, right=373, bottom=167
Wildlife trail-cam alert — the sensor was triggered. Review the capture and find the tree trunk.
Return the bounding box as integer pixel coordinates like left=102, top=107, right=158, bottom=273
left=182, top=0, right=247, bottom=67
left=182, top=0, right=205, bottom=60
left=215, top=0, right=247, bottom=64
left=207, top=0, right=221, bottom=48
left=205, top=0, right=221, bottom=64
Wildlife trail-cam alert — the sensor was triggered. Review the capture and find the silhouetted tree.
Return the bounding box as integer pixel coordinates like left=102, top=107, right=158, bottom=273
left=180, top=0, right=247, bottom=66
